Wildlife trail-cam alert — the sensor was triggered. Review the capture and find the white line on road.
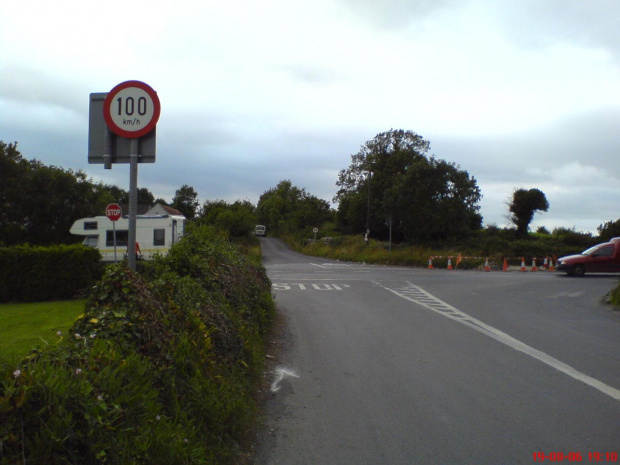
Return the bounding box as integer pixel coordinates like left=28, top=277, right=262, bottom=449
left=374, top=281, right=620, bottom=402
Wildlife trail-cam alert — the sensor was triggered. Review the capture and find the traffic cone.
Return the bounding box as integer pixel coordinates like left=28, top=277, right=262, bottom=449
left=483, top=258, right=490, bottom=272
left=548, top=257, right=555, bottom=272
left=543, top=257, right=548, bottom=269
left=428, top=257, right=433, bottom=269
left=531, top=258, right=538, bottom=272
left=502, top=258, right=508, bottom=272
left=520, top=257, right=527, bottom=272
left=447, top=258, right=453, bottom=270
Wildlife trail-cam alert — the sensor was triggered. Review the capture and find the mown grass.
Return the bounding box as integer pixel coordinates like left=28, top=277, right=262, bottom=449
left=0, top=299, right=86, bottom=366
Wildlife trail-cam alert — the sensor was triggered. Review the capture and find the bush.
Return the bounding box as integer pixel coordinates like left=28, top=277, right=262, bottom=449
left=0, top=225, right=275, bottom=464
left=0, top=244, right=102, bottom=303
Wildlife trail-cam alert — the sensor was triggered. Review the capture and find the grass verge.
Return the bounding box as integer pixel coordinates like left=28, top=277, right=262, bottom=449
left=609, top=282, right=620, bottom=309
left=0, top=299, right=86, bottom=366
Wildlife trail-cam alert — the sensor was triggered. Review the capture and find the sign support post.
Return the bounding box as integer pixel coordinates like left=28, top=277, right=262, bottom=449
left=113, top=221, right=117, bottom=263
left=90, top=80, right=161, bottom=271
left=128, top=139, right=139, bottom=270
left=105, top=203, right=122, bottom=263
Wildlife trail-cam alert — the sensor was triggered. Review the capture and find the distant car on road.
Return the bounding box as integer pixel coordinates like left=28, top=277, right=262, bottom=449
left=557, top=237, right=620, bottom=276
left=255, top=225, right=266, bottom=236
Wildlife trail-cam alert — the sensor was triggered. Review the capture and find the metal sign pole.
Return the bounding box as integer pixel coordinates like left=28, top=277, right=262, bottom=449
left=113, top=221, right=117, bottom=263
left=128, top=138, right=139, bottom=271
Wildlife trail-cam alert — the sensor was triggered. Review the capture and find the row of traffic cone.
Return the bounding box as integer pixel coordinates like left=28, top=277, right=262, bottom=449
left=506, top=257, right=555, bottom=272
left=427, top=257, right=455, bottom=270
left=428, top=256, right=556, bottom=271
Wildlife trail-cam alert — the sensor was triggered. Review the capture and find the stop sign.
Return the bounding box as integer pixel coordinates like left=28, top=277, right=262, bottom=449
left=106, top=203, right=122, bottom=222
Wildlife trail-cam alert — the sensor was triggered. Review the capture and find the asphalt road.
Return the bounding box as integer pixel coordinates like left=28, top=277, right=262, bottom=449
left=253, top=238, right=620, bottom=465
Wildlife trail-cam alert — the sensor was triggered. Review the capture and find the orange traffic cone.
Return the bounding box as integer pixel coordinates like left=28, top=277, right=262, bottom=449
left=520, top=257, right=527, bottom=272
left=548, top=257, right=555, bottom=272
left=543, top=257, right=548, bottom=269
left=484, top=258, right=491, bottom=272
left=428, top=257, right=433, bottom=269
left=531, top=258, right=538, bottom=272
left=447, top=258, right=453, bottom=270
left=502, top=258, right=508, bottom=272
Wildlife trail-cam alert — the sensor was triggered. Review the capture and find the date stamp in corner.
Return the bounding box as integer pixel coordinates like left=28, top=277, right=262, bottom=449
left=533, top=452, right=618, bottom=462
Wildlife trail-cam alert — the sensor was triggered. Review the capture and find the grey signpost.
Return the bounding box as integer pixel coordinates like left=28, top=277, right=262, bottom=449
left=88, top=81, right=161, bottom=270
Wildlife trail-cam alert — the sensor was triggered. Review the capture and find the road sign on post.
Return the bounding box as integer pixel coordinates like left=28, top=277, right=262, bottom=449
left=88, top=80, right=160, bottom=270
left=106, top=203, right=122, bottom=263
left=88, top=93, right=156, bottom=166
left=106, top=203, right=122, bottom=222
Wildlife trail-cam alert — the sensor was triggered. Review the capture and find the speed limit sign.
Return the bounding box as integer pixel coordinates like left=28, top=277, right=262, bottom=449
left=103, top=80, right=161, bottom=138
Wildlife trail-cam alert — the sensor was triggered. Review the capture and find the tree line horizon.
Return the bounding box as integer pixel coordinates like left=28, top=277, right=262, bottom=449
left=1, top=133, right=618, bottom=247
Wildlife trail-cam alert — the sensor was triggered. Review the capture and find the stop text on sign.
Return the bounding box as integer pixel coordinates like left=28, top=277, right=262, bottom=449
left=106, top=203, right=122, bottom=222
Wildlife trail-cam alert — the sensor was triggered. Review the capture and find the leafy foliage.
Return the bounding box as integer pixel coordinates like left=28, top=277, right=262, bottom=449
left=0, top=225, right=275, bottom=464
left=0, top=244, right=102, bottom=302
left=171, top=184, right=200, bottom=219
left=508, top=188, right=549, bottom=237
left=256, top=180, right=333, bottom=235
left=199, top=199, right=257, bottom=237
left=335, top=129, right=482, bottom=243
left=597, top=218, right=620, bottom=242
left=0, top=142, right=127, bottom=246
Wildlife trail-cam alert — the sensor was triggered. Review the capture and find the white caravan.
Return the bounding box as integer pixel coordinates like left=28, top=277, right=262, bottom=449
left=70, top=213, right=186, bottom=261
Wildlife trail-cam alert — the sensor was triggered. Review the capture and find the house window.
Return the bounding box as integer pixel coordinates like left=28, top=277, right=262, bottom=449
left=154, top=229, right=165, bottom=246
left=84, top=221, right=98, bottom=230
left=106, top=230, right=128, bottom=247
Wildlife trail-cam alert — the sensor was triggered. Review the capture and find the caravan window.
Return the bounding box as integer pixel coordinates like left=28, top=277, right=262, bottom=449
left=83, top=236, right=98, bottom=248
left=106, top=230, right=128, bottom=247
left=154, top=229, right=165, bottom=246
left=84, top=221, right=98, bottom=230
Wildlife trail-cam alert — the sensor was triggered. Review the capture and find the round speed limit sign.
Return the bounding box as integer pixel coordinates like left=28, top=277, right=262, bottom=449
left=103, top=80, right=161, bottom=138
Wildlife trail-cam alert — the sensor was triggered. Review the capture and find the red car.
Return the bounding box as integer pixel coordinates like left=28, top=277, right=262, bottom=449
left=557, top=237, right=620, bottom=276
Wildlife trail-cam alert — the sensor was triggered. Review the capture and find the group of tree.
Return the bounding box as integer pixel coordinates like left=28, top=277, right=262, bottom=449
left=4, top=133, right=616, bottom=249
left=199, top=199, right=257, bottom=237
left=0, top=141, right=201, bottom=246
left=1, top=141, right=115, bottom=245
left=335, top=129, right=482, bottom=243
left=255, top=180, right=333, bottom=236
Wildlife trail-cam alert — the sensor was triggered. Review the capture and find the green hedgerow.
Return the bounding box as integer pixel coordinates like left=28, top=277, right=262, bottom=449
left=0, top=224, right=275, bottom=464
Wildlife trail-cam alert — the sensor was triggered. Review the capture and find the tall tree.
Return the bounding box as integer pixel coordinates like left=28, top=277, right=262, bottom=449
left=335, top=129, right=482, bottom=242
left=508, top=188, right=549, bottom=237
left=171, top=184, right=200, bottom=219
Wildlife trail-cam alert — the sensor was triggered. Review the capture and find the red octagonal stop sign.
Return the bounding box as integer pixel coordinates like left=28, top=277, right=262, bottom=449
left=106, top=203, right=122, bottom=222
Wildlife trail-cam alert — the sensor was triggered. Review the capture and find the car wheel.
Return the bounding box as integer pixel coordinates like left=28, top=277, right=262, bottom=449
left=572, top=264, right=586, bottom=277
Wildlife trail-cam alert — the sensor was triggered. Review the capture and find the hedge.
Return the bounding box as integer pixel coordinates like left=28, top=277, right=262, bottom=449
left=0, top=244, right=102, bottom=303
left=0, top=225, right=276, bottom=464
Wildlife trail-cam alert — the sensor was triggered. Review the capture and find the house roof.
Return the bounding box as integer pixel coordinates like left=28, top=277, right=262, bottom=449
left=145, top=203, right=185, bottom=217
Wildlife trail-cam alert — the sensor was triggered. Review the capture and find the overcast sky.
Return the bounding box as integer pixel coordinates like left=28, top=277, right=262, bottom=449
left=1, top=0, right=619, bottom=234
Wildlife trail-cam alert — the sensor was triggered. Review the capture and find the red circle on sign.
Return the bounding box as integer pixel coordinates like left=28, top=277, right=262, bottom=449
left=103, top=80, right=161, bottom=138
left=106, top=203, right=122, bottom=222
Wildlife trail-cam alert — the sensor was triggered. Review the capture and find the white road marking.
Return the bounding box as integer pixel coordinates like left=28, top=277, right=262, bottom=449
left=271, top=367, right=299, bottom=393
left=272, top=283, right=351, bottom=291
left=374, top=281, right=620, bottom=402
